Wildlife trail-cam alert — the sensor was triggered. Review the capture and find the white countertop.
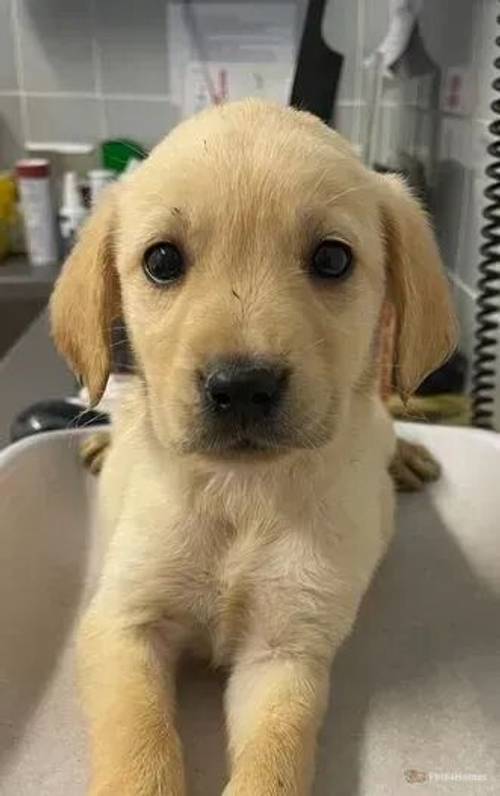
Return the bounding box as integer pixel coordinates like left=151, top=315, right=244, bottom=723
left=0, top=256, right=60, bottom=301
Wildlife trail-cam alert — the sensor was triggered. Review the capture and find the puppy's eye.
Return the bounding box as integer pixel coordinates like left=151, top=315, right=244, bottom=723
left=311, top=240, right=353, bottom=280
left=143, top=242, right=184, bottom=285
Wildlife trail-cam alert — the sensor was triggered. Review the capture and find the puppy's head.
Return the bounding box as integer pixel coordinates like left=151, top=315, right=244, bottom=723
left=51, top=100, right=456, bottom=459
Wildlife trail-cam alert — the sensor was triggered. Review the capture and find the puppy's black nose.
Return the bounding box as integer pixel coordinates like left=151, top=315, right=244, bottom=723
left=204, top=360, right=287, bottom=422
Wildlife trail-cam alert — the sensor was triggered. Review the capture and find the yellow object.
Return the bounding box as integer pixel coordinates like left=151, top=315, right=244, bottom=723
left=0, top=172, right=23, bottom=261
left=388, top=393, right=471, bottom=426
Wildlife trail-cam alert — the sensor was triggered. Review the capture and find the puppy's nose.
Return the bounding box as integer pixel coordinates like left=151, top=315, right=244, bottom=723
left=204, top=360, right=287, bottom=422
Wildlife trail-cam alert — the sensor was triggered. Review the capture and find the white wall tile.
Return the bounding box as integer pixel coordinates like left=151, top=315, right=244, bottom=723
left=333, top=103, right=355, bottom=141
left=455, top=121, right=493, bottom=291
left=474, top=0, right=497, bottom=122
left=0, top=0, right=18, bottom=91
left=18, top=0, right=95, bottom=93
left=333, top=103, right=366, bottom=154
left=95, top=0, right=168, bottom=96
left=0, top=94, right=24, bottom=168
left=455, top=283, right=477, bottom=365
left=26, top=96, right=101, bottom=145
left=104, top=99, right=180, bottom=150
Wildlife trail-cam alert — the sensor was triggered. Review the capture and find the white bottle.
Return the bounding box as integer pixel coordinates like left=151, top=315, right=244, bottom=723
left=16, top=159, right=59, bottom=266
left=88, top=168, right=114, bottom=207
left=58, top=171, right=87, bottom=255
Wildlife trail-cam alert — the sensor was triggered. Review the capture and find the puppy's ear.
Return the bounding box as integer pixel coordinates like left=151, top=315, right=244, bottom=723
left=379, top=174, right=458, bottom=397
left=50, top=187, right=120, bottom=405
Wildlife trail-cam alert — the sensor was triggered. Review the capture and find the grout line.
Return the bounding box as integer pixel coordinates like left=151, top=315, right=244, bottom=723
left=88, top=91, right=175, bottom=103
left=335, top=99, right=364, bottom=108
left=335, top=99, right=399, bottom=109
left=10, top=0, right=29, bottom=144
left=0, top=90, right=406, bottom=111
left=0, top=89, right=176, bottom=103
left=18, top=90, right=98, bottom=100
left=448, top=270, right=479, bottom=301
left=164, top=0, right=170, bottom=105
left=351, top=0, right=365, bottom=145
left=90, top=0, right=107, bottom=140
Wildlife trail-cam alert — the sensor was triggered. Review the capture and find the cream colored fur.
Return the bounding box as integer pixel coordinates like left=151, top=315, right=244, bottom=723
left=50, top=99, right=456, bottom=795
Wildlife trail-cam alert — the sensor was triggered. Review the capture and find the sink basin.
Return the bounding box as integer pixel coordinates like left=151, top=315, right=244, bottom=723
left=0, top=424, right=499, bottom=795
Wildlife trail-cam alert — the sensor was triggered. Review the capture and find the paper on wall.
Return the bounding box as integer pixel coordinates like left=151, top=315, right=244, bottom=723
left=183, top=61, right=294, bottom=117
left=167, top=2, right=296, bottom=118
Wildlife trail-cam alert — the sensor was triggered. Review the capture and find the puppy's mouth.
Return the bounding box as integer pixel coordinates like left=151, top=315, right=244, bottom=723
left=185, top=428, right=291, bottom=459
left=179, top=412, right=335, bottom=459
left=172, top=370, right=338, bottom=458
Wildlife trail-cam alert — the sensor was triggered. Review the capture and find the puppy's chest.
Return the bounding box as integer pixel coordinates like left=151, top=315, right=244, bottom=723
left=166, top=531, right=259, bottom=664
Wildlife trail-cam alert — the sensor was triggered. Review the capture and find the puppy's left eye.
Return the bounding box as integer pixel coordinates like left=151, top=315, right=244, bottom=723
left=143, top=242, right=185, bottom=285
left=311, top=240, right=353, bottom=280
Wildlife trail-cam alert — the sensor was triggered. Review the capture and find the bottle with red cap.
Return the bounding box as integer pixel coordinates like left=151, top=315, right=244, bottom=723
left=16, top=159, right=59, bottom=266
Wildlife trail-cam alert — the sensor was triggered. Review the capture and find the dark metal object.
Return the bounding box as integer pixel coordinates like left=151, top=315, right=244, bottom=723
left=290, top=0, right=343, bottom=123
left=10, top=400, right=109, bottom=444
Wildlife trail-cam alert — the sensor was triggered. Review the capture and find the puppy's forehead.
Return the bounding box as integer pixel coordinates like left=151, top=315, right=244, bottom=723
left=120, top=101, right=372, bottom=235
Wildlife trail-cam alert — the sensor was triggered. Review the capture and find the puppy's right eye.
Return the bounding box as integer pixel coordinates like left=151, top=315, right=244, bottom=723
left=311, top=240, right=353, bottom=280
left=143, top=242, right=185, bottom=285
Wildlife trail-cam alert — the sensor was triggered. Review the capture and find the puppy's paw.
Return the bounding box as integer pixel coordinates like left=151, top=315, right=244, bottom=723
left=390, top=437, right=441, bottom=492
left=80, top=430, right=111, bottom=475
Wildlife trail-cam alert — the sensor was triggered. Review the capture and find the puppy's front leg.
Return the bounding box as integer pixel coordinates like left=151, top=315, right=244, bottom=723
left=78, top=609, right=185, bottom=796
left=224, top=655, right=330, bottom=796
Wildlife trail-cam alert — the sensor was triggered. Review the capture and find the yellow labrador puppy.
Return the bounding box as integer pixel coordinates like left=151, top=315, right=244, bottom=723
left=51, top=99, right=456, bottom=795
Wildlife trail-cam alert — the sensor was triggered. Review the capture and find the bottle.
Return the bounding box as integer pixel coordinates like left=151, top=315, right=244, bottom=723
left=16, top=159, right=58, bottom=266
left=58, top=171, right=87, bottom=256
left=88, top=169, right=114, bottom=207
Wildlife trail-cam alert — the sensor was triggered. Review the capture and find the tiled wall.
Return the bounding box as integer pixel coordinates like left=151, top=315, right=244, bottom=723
left=0, top=0, right=376, bottom=168
left=0, top=0, right=429, bottom=166
left=0, top=0, right=181, bottom=166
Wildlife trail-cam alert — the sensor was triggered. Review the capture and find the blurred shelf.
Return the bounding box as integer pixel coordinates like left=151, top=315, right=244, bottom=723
left=0, top=256, right=60, bottom=301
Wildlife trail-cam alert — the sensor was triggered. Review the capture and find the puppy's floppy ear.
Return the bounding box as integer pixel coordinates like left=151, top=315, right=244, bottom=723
left=379, top=174, right=458, bottom=397
left=50, top=186, right=120, bottom=405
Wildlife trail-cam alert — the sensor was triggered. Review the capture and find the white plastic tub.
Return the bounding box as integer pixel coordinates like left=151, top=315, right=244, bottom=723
left=0, top=424, right=499, bottom=795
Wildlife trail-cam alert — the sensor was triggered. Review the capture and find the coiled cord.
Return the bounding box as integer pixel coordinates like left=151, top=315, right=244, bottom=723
left=471, top=14, right=500, bottom=428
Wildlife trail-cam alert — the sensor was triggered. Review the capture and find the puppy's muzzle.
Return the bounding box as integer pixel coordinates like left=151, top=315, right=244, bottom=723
left=202, top=358, right=289, bottom=431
